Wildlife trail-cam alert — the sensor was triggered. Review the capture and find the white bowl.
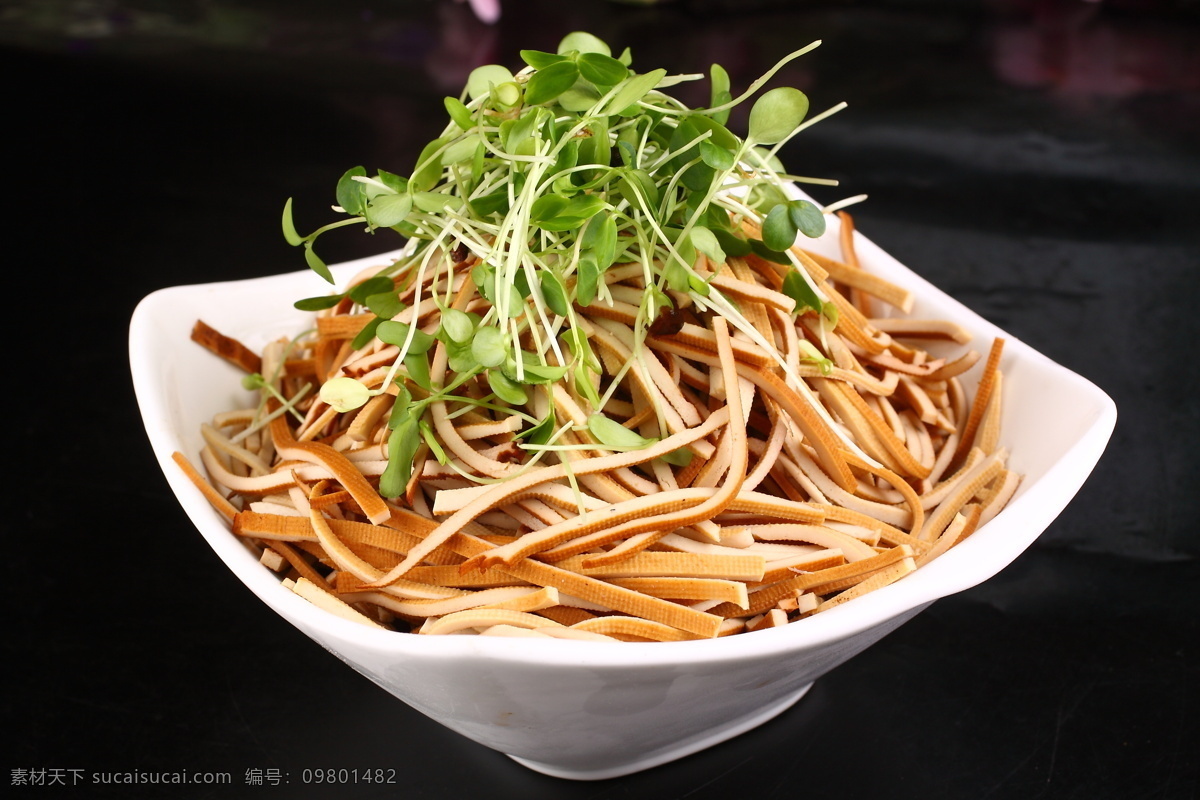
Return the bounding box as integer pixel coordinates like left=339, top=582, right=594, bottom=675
left=129, top=217, right=1115, bottom=780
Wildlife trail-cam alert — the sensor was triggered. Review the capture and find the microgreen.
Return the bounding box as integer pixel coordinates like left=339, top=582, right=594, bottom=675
left=242, top=372, right=308, bottom=422
left=747, top=87, right=810, bottom=145
left=320, top=376, right=371, bottom=413
left=796, top=339, right=835, bottom=376
left=281, top=32, right=849, bottom=489
left=587, top=413, right=657, bottom=451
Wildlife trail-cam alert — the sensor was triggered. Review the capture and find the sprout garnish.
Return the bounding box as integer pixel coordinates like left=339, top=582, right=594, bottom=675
left=282, top=32, right=849, bottom=497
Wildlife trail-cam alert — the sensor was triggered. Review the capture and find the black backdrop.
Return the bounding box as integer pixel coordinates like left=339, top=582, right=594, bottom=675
left=5, top=1, right=1199, bottom=797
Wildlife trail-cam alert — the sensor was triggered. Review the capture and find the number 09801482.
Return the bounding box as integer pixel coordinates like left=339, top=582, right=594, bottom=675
left=300, top=768, right=397, bottom=784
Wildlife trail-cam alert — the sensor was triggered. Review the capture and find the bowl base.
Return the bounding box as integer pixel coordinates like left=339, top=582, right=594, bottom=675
left=507, top=681, right=814, bottom=781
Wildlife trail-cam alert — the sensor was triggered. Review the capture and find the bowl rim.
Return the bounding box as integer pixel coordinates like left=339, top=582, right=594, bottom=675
left=130, top=227, right=1116, bottom=669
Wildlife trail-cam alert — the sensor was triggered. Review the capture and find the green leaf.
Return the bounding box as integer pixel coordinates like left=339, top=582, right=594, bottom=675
left=444, top=96, right=474, bottom=131
left=752, top=146, right=786, bottom=173
left=747, top=86, right=809, bottom=145
left=581, top=214, right=618, bottom=269
left=557, top=84, right=603, bottom=113
left=303, top=241, right=333, bottom=283
left=512, top=267, right=532, bottom=299
left=281, top=197, right=304, bottom=246
left=781, top=269, right=823, bottom=315
left=525, top=61, right=580, bottom=106
left=440, top=307, right=475, bottom=343
left=541, top=108, right=560, bottom=147
left=466, top=64, right=515, bottom=101
left=604, top=68, right=666, bottom=116
left=413, top=191, right=463, bottom=214
left=658, top=447, right=694, bottom=467
left=699, top=140, right=735, bottom=171
left=664, top=255, right=690, bottom=292
left=471, top=325, right=508, bottom=368
left=698, top=202, right=733, bottom=231
left=348, top=276, right=394, bottom=304
left=517, top=409, right=557, bottom=445
left=469, top=188, right=510, bottom=218
left=709, top=63, right=732, bottom=124
left=578, top=52, right=628, bottom=86
left=364, top=289, right=403, bottom=320
left=365, top=192, right=412, bottom=228
left=470, top=141, right=486, bottom=185
left=575, top=256, right=600, bottom=307
left=748, top=238, right=791, bottom=265
left=377, top=320, right=436, bottom=354
left=525, top=362, right=569, bottom=383
left=531, top=193, right=606, bottom=232
left=501, top=108, right=542, bottom=155
left=548, top=194, right=607, bottom=231
left=471, top=263, right=496, bottom=303
left=762, top=203, right=798, bottom=252
left=788, top=199, right=827, bottom=239
left=351, top=316, right=383, bottom=350
left=521, top=49, right=568, bottom=69
left=616, top=138, right=636, bottom=168
left=502, top=352, right=568, bottom=384
left=487, top=369, right=528, bottom=405
left=551, top=138, right=581, bottom=175
left=377, top=169, right=408, bottom=194
left=404, top=351, right=432, bottom=390
left=493, top=81, right=522, bottom=108
left=799, top=348, right=834, bottom=376
left=577, top=117, right=610, bottom=172
left=335, top=166, right=368, bottom=215
left=712, top=228, right=752, bottom=258
left=821, top=301, right=839, bottom=329
left=574, top=360, right=602, bottom=407
left=501, top=288, right=524, bottom=317
left=647, top=285, right=673, bottom=321
left=294, top=293, right=343, bottom=312
left=441, top=136, right=479, bottom=165
left=618, top=168, right=659, bottom=211
left=446, top=338, right=477, bottom=374
left=747, top=182, right=790, bottom=216
left=530, top=194, right=569, bottom=224
left=688, top=114, right=741, bottom=151
left=558, top=31, right=611, bottom=56
left=689, top=225, right=726, bottom=266
left=320, top=377, right=370, bottom=413
left=667, top=119, right=715, bottom=193
left=419, top=419, right=449, bottom=465
left=389, top=385, right=414, bottom=425
left=412, top=137, right=448, bottom=192
left=380, top=404, right=421, bottom=498
left=540, top=271, right=570, bottom=317
left=587, top=413, right=656, bottom=450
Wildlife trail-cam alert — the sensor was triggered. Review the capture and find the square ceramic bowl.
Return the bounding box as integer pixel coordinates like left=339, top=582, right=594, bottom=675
left=129, top=215, right=1115, bottom=780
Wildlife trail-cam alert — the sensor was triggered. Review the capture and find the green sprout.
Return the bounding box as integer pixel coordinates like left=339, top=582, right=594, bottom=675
left=280, top=31, right=852, bottom=497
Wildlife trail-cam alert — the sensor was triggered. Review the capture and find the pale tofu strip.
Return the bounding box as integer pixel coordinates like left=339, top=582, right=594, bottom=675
left=487, top=318, right=748, bottom=570
left=739, top=524, right=877, bottom=561
left=605, top=577, right=750, bottom=609
left=342, top=586, right=560, bottom=619
left=366, top=408, right=731, bottom=586
left=550, top=551, right=765, bottom=582
left=801, top=249, right=915, bottom=313
left=708, top=545, right=914, bottom=619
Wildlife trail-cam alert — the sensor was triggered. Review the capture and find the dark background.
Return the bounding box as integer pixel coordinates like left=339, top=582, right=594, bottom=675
left=5, top=0, right=1198, bottom=797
